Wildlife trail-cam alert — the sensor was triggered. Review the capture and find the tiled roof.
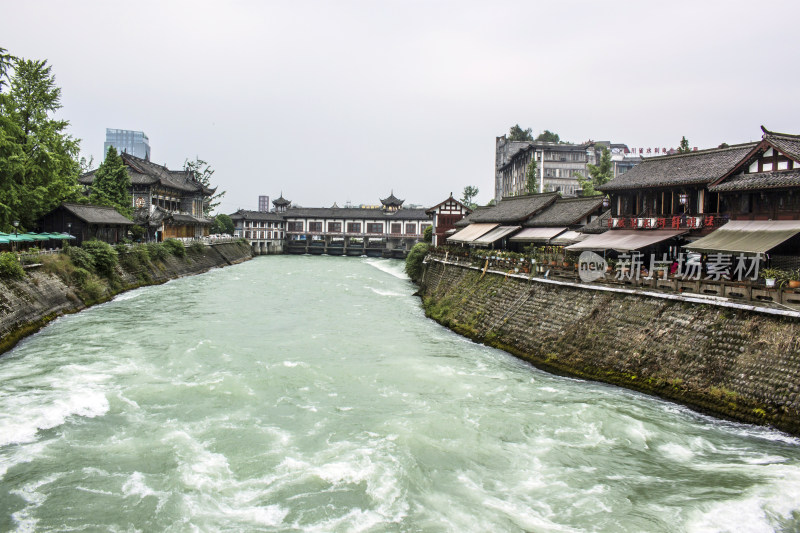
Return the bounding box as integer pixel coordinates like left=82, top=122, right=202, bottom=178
left=80, top=153, right=214, bottom=195
left=380, top=192, right=404, bottom=206
left=709, top=169, right=800, bottom=192
left=229, top=209, right=286, bottom=222
left=61, top=203, right=133, bottom=225
left=454, top=206, right=491, bottom=228
left=282, top=207, right=429, bottom=221
left=598, top=143, right=757, bottom=191
left=523, top=196, right=605, bottom=227
left=763, top=128, right=800, bottom=161
left=579, top=209, right=611, bottom=234
left=465, top=192, right=559, bottom=224
left=273, top=195, right=291, bottom=206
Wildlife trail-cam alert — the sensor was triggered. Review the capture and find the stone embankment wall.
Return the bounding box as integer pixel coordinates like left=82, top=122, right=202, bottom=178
left=0, top=241, right=252, bottom=355
left=419, top=258, right=800, bottom=436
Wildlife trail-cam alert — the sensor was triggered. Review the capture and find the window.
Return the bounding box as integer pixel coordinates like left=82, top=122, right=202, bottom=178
left=390, top=223, right=402, bottom=234
left=346, top=222, right=361, bottom=233
left=405, top=223, right=416, bottom=235
left=367, top=223, right=383, bottom=234
left=287, top=221, right=304, bottom=232
left=309, top=221, right=322, bottom=232
left=328, top=222, right=342, bottom=233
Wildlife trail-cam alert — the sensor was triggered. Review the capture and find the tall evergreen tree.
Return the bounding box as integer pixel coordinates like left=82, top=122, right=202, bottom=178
left=677, top=136, right=691, bottom=153
left=184, top=157, right=225, bottom=215
left=90, top=146, right=132, bottom=217
left=461, top=185, right=479, bottom=209
left=525, top=156, right=539, bottom=194
left=0, top=55, right=80, bottom=231
left=577, top=146, right=613, bottom=196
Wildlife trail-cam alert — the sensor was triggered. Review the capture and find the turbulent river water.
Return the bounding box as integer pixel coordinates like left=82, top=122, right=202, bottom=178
left=1, top=255, right=800, bottom=532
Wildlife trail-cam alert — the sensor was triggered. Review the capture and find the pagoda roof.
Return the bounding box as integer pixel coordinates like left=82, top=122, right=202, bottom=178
left=380, top=191, right=404, bottom=207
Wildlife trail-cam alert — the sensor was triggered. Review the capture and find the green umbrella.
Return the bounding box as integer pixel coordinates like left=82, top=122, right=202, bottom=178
left=0, top=236, right=10, bottom=244
left=8, top=234, right=34, bottom=242
left=27, top=233, right=51, bottom=241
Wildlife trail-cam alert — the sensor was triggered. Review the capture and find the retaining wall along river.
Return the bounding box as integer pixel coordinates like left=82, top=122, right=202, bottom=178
left=0, top=241, right=252, bottom=355
left=419, top=257, right=800, bottom=435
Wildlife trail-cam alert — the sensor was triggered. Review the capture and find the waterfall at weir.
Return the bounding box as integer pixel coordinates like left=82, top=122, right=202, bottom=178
left=1, top=255, right=799, bottom=532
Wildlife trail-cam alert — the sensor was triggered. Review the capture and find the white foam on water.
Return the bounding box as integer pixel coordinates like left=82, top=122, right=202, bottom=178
left=0, top=387, right=109, bottom=447
left=658, top=442, right=695, bottom=462
left=364, top=258, right=409, bottom=280
left=686, top=463, right=800, bottom=533
left=10, top=472, right=62, bottom=532
left=122, top=471, right=170, bottom=512
left=366, top=286, right=405, bottom=297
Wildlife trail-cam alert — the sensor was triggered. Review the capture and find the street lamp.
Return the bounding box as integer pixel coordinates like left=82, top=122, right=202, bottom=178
left=12, top=220, right=19, bottom=252
left=66, top=222, right=72, bottom=236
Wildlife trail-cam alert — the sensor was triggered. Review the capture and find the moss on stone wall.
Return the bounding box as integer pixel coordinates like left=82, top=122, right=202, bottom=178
left=419, top=259, right=800, bottom=436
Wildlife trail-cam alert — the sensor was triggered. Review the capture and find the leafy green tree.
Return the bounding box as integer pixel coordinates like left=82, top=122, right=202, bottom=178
left=89, top=146, right=132, bottom=217
left=536, top=130, right=561, bottom=143
left=677, top=136, right=691, bottom=153
left=184, top=157, right=225, bottom=216
left=0, top=55, right=81, bottom=231
left=423, top=225, right=432, bottom=243
left=525, top=155, right=539, bottom=194
left=405, top=242, right=430, bottom=282
left=508, top=124, right=533, bottom=142
left=210, top=213, right=234, bottom=234
left=577, top=146, right=613, bottom=196
left=461, top=185, right=479, bottom=209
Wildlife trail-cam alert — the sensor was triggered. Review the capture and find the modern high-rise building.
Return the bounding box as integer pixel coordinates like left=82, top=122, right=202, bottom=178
left=258, top=195, right=270, bottom=212
left=104, top=128, right=150, bottom=160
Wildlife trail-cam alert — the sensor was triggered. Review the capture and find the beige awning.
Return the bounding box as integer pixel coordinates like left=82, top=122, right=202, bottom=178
left=472, top=225, right=521, bottom=246
left=684, top=220, right=800, bottom=253
left=508, top=227, right=567, bottom=243
left=549, top=230, right=588, bottom=246
left=566, top=229, right=687, bottom=252
left=447, top=223, right=498, bottom=243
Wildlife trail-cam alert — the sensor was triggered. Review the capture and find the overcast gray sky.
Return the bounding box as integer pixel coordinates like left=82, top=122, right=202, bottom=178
left=3, top=0, right=799, bottom=212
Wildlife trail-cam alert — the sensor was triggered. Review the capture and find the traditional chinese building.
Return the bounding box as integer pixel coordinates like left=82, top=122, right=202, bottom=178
left=508, top=195, right=606, bottom=249
left=425, top=194, right=472, bottom=246
left=281, top=193, right=432, bottom=257
left=449, top=192, right=559, bottom=248
left=230, top=209, right=285, bottom=255
left=37, top=203, right=133, bottom=245
left=79, top=153, right=214, bottom=241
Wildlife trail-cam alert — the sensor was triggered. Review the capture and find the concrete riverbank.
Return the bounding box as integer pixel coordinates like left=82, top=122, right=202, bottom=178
left=419, top=257, right=800, bottom=436
left=0, top=241, right=252, bottom=356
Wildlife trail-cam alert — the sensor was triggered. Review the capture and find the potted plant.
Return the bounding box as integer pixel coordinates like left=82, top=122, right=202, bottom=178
left=789, top=269, right=800, bottom=290
left=762, top=267, right=783, bottom=288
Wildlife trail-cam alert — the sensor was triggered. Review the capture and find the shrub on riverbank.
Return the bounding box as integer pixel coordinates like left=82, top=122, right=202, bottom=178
left=0, top=252, right=25, bottom=280
left=163, top=238, right=186, bottom=258
left=81, top=240, right=118, bottom=277
left=405, top=242, right=429, bottom=282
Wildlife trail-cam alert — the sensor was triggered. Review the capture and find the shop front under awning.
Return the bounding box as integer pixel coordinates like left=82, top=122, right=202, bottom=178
left=472, top=225, right=521, bottom=246
left=447, top=223, right=498, bottom=243
left=684, top=220, right=800, bottom=254
left=508, top=227, right=567, bottom=243
left=565, top=230, right=687, bottom=252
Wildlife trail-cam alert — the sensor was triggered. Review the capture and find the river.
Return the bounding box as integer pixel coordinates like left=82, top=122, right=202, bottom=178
left=1, top=255, right=799, bottom=532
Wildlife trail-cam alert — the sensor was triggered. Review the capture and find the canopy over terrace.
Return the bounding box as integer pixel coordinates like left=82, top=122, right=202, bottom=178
left=684, top=220, right=800, bottom=254
left=471, top=226, right=521, bottom=246
left=549, top=230, right=588, bottom=246
left=565, top=230, right=687, bottom=252
left=447, top=223, right=498, bottom=244
left=509, top=227, right=567, bottom=244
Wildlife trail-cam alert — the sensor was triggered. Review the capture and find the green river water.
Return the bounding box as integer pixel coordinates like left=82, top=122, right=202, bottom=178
left=1, top=255, right=799, bottom=532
